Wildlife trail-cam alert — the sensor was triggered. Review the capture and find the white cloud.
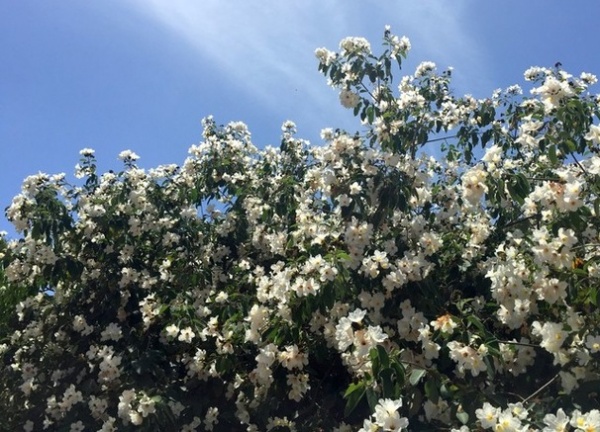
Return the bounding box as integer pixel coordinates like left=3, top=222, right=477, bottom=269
left=125, top=2, right=346, bottom=110
left=119, top=1, right=492, bottom=136
left=377, top=2, right=494, bottom=95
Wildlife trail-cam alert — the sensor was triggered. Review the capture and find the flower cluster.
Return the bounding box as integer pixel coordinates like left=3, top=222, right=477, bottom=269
left=1, top=27, right=600, bottom=430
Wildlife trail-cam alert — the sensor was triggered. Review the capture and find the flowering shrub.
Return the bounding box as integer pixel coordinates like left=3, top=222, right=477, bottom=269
left=2, top=27, right=600, bottom=431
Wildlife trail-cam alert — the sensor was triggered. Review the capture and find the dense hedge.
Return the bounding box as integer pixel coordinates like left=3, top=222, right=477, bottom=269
left=2, top=28, right=600, bottom=431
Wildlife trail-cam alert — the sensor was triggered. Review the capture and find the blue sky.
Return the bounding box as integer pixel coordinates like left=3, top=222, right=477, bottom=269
left=2, top=1, right=600, bottom=237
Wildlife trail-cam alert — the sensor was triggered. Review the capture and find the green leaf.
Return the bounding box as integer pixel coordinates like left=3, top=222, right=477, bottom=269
left=370, top=348, right=381, bottom=376
left=366, top=105, right=375, bottom=124
left=548, top=144, right=558, bottom=165
left=368, top=70, right=377, bottom=83
left=506, top=173, right=530, bottom=205
left=439, top=383, right=451, bottom=398
left=391, top=361, right=406, bottom=387
left=484, top=356, right=495, bottom=380
left=384, top=57, right=392, bottom=78
left=481, top=129, right=493, bottom=147
left=344, top=382, right=366, bottom=417
left=466, top=315, right=487, bottom=335
left=457, top=411, right=469, bottom=425
left=424, top=379, right=439, bottom=403
left=516, top=173, right=530, bottom=195
left=376, top=345, right=389, bottom=370
left=587, top=287, right=598, bottom=306
left=409, top=368, right=426, bottom=386
left=379, top=367, right=395, bottom=398
left=365, top=387, right=378, bottom=412
left=407, top=388, right=423, bottom=417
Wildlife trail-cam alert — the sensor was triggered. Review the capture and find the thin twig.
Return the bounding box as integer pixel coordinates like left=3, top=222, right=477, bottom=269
left=425, top=135, right=459, bottom=144
left=522, top=372, right=560, bottom=403
left=522, top=176, right=566, bottom=182
left=569, top=151, right=589, bottom=177
left=503, top=391, right=526, bottom=402
left=495, top=340, right=539, bottom=349
left=498, top=215, right=538, bottom=230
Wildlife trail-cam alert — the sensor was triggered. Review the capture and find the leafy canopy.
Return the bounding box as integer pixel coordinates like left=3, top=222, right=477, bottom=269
left=2, top=27, right=600, bottom=431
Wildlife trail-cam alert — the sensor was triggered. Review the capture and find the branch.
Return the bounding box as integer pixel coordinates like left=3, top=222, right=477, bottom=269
left=497, top=215, right=539, bottom=231
left=495, top=340, right=539, bottom=349
left=426, top=134, right=458, bottom=144
left=569, top=151, right=589, bottom=177
left=522, top=372, right=560, bottom=403
left=522, top=176, right=566, bottom=183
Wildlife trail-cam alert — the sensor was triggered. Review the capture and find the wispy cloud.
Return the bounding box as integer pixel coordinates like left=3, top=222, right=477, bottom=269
left=379, top=2, right=495, bottom=95
left=122, top=1, right=492, bottom=136
left=123, top=1, right=346, bottom=129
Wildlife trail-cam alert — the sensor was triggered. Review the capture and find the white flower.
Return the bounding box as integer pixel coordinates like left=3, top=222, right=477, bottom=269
left=315, top=47, right=335, bottom=66
left=88, top=396, right=108, bottom=419
left=581, top=72, right=598, bottom=85
left=390, top=35, right=411, bottom=56
left=335, top=317, right=354, bottom=351
left=366, top=326, right=388, bottom=344
left=358, top=418, right=377, bottom=432
left=214, top=291, right=229, bottom=303
left=137, top=395, right=156, bottom=417
left=100, top=323, right=123, bottom=342
left=559, top=371, right=578, bottom=394
left=415, top=61, right=436, bottom=78
left=204, top=407, right=219, bottom=431
left=340, top=90, right=360, bottom=109
left=129, top=410, right=143, bottom=425
left=508, top=402, right=528, bottom=420
left=165, top=324, right=180, bottom=339
left=495, top=410, right=522, bottom=431
left=531, top=76, right=574, bottom=111
left=586, top=335, right=600, bottom=353
left=178, top=327, right=195, bottom=343
left=461, top=165, right=488, bottom=205
left=476, top=402, right=499, bottom=428
left=278, top=345, right=308, bottom=370
left=118, top=150, right=140, bottom=161
left=70, top=421, right=85, bottom=432
left=524, top=66, right=549, bottom=81
left=482, top=144, right=503, bottom=168
left=570, top=409, right=600, bottom=431
left=286, top=373, right=310, bottom=402
left=431, top=314, right=457, bottom=334
left=532, top=321, right=568, bottom=353
left=585, top=124, right=600, bottom=146
left=339, top=36, right=371, bottom=55
left=72, top=315, right=93, bottom=336
left=281, top=120, right=296, bottom=133
left=349, top=182, right=362, bottom=195
left=542, top=408, right=569, bottom=432
left=447, top=341, right=487, bottom=377
left=372, top=398, right=409, bottom=431
left=168, top=400, right=185, bottom=417
left=348, top=309, right=367, bottom=323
